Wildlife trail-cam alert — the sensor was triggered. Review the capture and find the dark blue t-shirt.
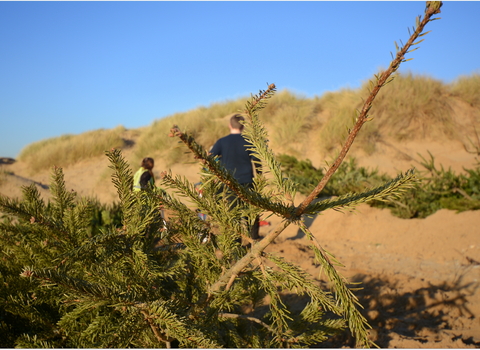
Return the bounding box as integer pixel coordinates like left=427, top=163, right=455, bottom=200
left=210, top=133, right=259, bottom=184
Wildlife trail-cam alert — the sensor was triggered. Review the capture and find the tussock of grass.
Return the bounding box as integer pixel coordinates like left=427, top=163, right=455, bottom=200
left=450, top=73, right=480, bottom=106
left=134, top=98, right=246, bottom=166
left=316, top=89, right=380, bottom=155
left=317, top=89, right=360, bottom=151
left=368, top=72, right=456, bottom=140
left=259, top=90, right=322, bottom=155
left=18, top=126, right=127, bottom=173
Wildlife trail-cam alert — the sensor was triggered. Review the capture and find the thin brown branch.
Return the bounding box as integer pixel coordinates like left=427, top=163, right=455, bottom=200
left=140, top=309, right=174, bottom=348
left=209, top=219, right=291, bottom=294
left=296, top=2, right=442, bottom=216
left=225, top=273, right=238, bottom=291
left=247, top=83, right=276, bottom=113
left=218, top=312, right=276, bottom=333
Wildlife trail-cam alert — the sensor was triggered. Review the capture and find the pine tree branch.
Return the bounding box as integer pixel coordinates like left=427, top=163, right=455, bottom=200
left=134, top=301, right=221, bottom=348
left=241, top=84, right=298, bottom=206
left=296, top=222, right=373, bottom=348
left=168, top=126, right=295, bottom=218
left=49, top=166, right=77, bottom=226
left=296, top=2, right=442, bottom=216
left=209, top=219, right=292, bottom=294
left=140, top=309, right=174, bottom=348
left=264, top=253, right=342, bottom=315
left=218, top=312, right=275, bottom=333
left=303, top=168, right=417, bottom=215
left=209, top=173, right=415, bottom=301
left=0, top=184, right=70, bottom=244
left=208, top=4, right=442, bottom=347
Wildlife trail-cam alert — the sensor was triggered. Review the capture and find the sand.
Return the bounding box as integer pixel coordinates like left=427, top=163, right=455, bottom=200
left=1, top=136, right=479, bottom=348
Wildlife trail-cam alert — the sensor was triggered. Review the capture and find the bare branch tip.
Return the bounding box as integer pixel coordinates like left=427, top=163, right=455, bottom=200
left=169, top=125, right=182, bottom=137
left=426, top=1, right=443, bottom=15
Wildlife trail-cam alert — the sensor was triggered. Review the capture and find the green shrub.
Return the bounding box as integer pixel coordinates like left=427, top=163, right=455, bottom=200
left=278, top=154, right=391, bottom=198
left=279, top=152, right=480, bottom=219
left=375, top=153, right=480, bottom=218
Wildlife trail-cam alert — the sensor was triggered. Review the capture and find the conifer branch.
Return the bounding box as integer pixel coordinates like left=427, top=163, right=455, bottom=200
left=264, top=253, right=342, bottom=314
left=245, top=83, right=277, bottom=114
left=49, top=166, right=76, bottom=224
left=134, top=301, right=221, bottom=348
left=0, top=184, right=65, bottom=243
left=0, top=188, right=43, bottom=225
left=297, top=223, right=372, bottom=348
left=105, top=148, right=141, bottom=233
left=209, top=219, right=292, bottom=293
left=168, top=126, right=294, bottom=218
left=303, top=168, right=418, bottom=215
left=208, top=5, right=442, bottom=346
left=296, top=2, right=442, bottom=215
left=241, top=83, right=299, bottom=206
left=140, top=309, right=174, bottom=347
left=219, top=312, right=276, bottom=333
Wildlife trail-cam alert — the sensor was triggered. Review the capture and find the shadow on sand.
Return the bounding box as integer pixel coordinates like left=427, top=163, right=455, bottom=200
left=250, top=266, right=479, bottom=347
left=315, top=270, right=479, bottom=347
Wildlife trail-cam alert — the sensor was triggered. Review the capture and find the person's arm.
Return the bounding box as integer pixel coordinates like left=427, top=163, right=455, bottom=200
left=140, top=171, right=152, bottom=189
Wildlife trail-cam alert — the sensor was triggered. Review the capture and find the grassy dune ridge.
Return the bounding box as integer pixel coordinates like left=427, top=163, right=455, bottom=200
left=18, top=126, right=128, bottom=173
left=17, top=72, right=480, bottom=173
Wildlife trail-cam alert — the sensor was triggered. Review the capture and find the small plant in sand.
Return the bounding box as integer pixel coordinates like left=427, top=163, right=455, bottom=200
left=375, top=152, right=480, bottom=218
left=278, top=152, right=480, bottom=219
left=0, top=2, right=442, bottom=348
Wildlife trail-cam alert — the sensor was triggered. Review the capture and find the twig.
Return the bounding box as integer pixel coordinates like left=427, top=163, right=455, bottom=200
left=140, top=309, right=174, bottom=348
left=218, top=312, right=276, bottom=333
left=296, top=2, right=442, bottom=216
left=452, top=187, right=474, bottom=201
left=210, top=219, right=291, bottom=293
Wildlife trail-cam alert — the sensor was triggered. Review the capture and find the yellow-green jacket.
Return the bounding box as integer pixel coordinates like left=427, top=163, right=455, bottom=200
left=133, top=167, right=155, bottom=191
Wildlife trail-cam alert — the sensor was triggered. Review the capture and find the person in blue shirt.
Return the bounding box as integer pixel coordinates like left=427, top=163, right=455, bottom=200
left=210, top=114, right=261, bottom=240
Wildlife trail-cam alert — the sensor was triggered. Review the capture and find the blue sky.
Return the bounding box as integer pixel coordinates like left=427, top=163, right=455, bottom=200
left=1, top=1, right=479, bottom=159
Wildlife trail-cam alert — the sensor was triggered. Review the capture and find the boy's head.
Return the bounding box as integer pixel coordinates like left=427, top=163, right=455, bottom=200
left=229, top=114, right=245, bottom=131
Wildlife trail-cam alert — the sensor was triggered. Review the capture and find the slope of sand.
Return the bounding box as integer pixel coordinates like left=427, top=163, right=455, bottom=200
left=263, top=205, right=480, bottom=348
left=1, top=137, right=479, bottom=348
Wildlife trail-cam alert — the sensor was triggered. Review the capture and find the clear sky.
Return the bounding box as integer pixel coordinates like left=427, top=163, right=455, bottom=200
left=1, top=1, right=479, bottom=159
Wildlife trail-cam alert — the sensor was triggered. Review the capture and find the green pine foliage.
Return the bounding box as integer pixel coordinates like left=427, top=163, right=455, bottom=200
left=0, top=148, right=354, bottom=348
